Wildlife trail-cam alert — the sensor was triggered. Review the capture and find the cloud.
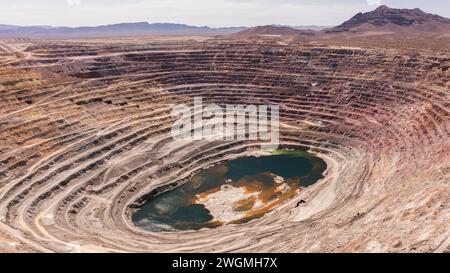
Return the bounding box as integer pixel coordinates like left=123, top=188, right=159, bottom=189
left=66, top=0, right=82, bottom=6
left=367, top=0, right=382, bottom=5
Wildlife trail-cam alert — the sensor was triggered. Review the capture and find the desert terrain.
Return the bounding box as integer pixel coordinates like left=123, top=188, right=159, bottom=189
left=0, top=6, right=448, bottom=253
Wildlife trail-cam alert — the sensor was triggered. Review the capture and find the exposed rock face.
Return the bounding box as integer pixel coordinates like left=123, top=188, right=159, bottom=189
left=328, top=5, right=450, bottom=33
left=0, top=38, right=448, bottom=253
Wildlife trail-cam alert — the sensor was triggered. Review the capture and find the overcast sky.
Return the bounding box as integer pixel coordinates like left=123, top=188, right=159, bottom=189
left=0, top=0, right=449, bottom=27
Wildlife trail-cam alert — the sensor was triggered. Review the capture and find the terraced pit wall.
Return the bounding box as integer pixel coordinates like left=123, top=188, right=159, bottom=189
left=0, top=38, right=448, bottom=252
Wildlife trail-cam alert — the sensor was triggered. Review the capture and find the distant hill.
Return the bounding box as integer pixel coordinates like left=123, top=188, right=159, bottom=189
left=272, top=25, right=331, bottom=31
left=327, top=5, right=450, bottom=33
left=0, top=22, right=246, bottom=38
left=230, top=25, right=317, bottom=39
left=230, top=5, right=450, bottom=39
left=2, top=6, right=449, bottom=39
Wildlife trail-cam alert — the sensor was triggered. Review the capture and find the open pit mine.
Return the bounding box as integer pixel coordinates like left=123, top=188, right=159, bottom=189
left=0, top=36, right=448, bottom=253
